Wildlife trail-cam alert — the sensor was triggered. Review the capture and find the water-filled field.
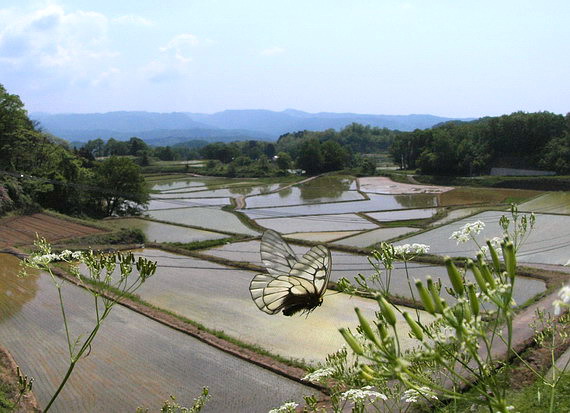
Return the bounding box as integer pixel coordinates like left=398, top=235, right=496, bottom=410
left=108, top=249, right=427, bottom=362
left=243, top=193, right=439, bottom=219
left=0, top=254, right=314, bottom=412
left=198, top=241, right=545, bottom=304
left=365, top=208, right=441, bottom=222
left=103, top=218, right=227, bottom=243
left=400, top=211, right=570, bottom=265
left=331, top=227, right=418, bottom=247
left=256, top=213, right=377, bottom=232
left=244, top=176, right=362, bottom=208
left=147, top=198, right=231, bottom=210
left=148, top=207, right=259, bottom=235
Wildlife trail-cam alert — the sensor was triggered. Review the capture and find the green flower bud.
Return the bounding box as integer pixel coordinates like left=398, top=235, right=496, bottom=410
left=445, top=257, right=464, bottom=296
left=355, top=308, right=381, bottom=347
left=339, top=328, right=364, bottom=355
left=377, top=323, right=389, bottom=340
left=487, top=240, right=501, bottom=272
left=502, top=241, right=516, bottom=281
left=378, top=296, right=397, bottom=326
left=427, top=276, right=443, bottom=313
left=403, top=311, right=424, bottom=341
left=467, top=259, right=488, bottom=293
left=480, top=262, right=496, bottom=289
left=416, top=280, right=435, bottom=314
left=468, top=284, right=480, bottom=316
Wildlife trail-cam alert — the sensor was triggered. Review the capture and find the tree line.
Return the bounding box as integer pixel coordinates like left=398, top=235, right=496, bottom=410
left=390, top=111, right=570, bottom=175
left=0, top=84, right=149, bottom=217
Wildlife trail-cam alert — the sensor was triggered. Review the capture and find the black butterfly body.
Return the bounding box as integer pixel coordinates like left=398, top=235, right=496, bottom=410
left=249, top=230, right=332, bottom=316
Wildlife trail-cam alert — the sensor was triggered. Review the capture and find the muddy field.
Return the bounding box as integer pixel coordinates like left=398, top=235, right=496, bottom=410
left=0, top=213, right=104, bottom=248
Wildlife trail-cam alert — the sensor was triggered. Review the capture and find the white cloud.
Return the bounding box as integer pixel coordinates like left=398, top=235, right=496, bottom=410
left=260, top=46, right=285, bottom=56
left=112, top=15, right=153, bottom=26
left=0, top=4, right=117, bottom=83
left=140, top=33, right=201, bottom=81
left=159, top=33, right=199, bottom=63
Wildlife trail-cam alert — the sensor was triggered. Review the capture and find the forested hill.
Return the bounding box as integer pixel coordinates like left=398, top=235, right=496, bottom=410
left=31, top=110, right=469, bottom=143
left=390, top=111, right=570, bottom=175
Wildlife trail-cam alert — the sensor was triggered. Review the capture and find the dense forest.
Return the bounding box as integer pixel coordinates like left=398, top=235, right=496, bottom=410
left=390, top=112, right=570, bottom=175
left=0, top=84, right=149, bottom=217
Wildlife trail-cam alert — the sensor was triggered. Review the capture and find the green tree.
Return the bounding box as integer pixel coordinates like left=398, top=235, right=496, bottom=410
left=92, top=156, right=149, bottom=216
left=321, top=140, right=349, bottom=172
left=296, top=139, right=323, bottom=174
left=275, top=152, right=292, bottom=170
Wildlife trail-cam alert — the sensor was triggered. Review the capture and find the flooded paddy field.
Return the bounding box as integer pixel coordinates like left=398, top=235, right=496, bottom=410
left=255, top=213, right=378, bottom=233
left=103, top=218, right=228, bottom=243
left=243, top=193, right=439, bottom=219
left=331, top=227, right=419, bottom=247
left=0, top=254, right=314, bottom=412
left=110, top=249, right=426, bottom=363
left=399, top=211, right=570, bottom=266
left=365, top=207, right=441, bottom=222
left=148, top=207, right=259, bottom=236
left=197, top=241, right=545, bottom=305
left=147, top=198, right=231, bottom=210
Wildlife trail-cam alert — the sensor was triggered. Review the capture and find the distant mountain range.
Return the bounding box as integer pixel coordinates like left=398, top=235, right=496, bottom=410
left=31, top=110, right=474, bottom=144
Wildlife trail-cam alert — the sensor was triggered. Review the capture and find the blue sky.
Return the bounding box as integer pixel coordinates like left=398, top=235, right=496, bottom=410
left=0, top=0, right=568, bottom=117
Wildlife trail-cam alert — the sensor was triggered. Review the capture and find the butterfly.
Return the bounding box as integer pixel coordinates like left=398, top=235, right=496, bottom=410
left=249, top=230, right=332, bottom=316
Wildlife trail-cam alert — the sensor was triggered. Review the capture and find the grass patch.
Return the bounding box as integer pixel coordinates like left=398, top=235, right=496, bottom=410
left=59, top=228, right=146, bottom=246
left=163, top=237, right=242, bottom=251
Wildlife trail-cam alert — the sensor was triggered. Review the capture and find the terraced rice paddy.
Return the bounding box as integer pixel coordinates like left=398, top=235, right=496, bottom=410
left=111, top=249, right=428, bottom=362
left=0, top=253, right=315, bottom=412
left=243, top=193, right=439, bottom=219
left=198, top=242, right=546, bottom=305
left=148, top=207, right=259, bottom=235
left=518, top=192, right=570, bottom=214
left=365, top=207, right=441, bottom=222
left=400, top=210, right=570, bottom=266
left=256, top=213, right=377, bottom=233
left=147, top=198, right=231, bottom=210
left=103, top=218, right=228, bottom=243
left=0, top=213, right=103, bottom=248
left=331, top=227, right=418, bottom=247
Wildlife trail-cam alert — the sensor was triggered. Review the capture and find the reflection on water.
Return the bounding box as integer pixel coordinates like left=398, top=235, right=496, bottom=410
left=0, top=253, right=39, bottom=322
left=298, top=176, right=353, bottom=200
left=394, top=193, right=438, bottom=208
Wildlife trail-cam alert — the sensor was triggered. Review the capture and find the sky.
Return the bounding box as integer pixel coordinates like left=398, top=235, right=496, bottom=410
left=0, top=0, right=568, bottom=117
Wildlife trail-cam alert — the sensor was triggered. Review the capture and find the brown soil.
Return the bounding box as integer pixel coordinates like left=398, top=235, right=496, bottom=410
left=0, top=345, right=40, bottom=412
left=0, top=213, right=104, bottom=249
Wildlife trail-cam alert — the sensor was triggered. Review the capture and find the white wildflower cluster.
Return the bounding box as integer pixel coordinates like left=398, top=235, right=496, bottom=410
left=340, top=386, right=387, bottom=403
left=393, top=243, right=430, bottom=257
left=267, top=401, right=298, bottom=413
left=28, top=250, right=83, bottom=267
left=401, top=387, right=438, bottom=403
left=553, top=285, right=570, bottom=316
left=449, top=220, right=485, bottom=244
left=302, top=367, right=334, bottom=383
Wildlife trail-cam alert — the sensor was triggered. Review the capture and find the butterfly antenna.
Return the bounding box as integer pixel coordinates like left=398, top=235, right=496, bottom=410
left=324, top=290, right=342, bottom=297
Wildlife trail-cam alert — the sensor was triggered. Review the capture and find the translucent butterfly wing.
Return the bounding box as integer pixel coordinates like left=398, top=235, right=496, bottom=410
left=289, top=245, right=332, bottom=296
left=260, top=229, right=299, bottom=276
left=250, top=273, right=318, bottom=315
left=249, top=231, right=332, bottom=315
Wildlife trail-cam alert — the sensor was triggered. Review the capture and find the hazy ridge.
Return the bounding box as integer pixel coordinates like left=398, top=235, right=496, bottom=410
left=31, top=109, right=473, bottom=144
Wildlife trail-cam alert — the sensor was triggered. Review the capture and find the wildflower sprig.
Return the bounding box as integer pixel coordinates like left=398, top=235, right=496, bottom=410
left=19, top=236, right=157, bottom=412
left=321, top=207, right=558, bottom=413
